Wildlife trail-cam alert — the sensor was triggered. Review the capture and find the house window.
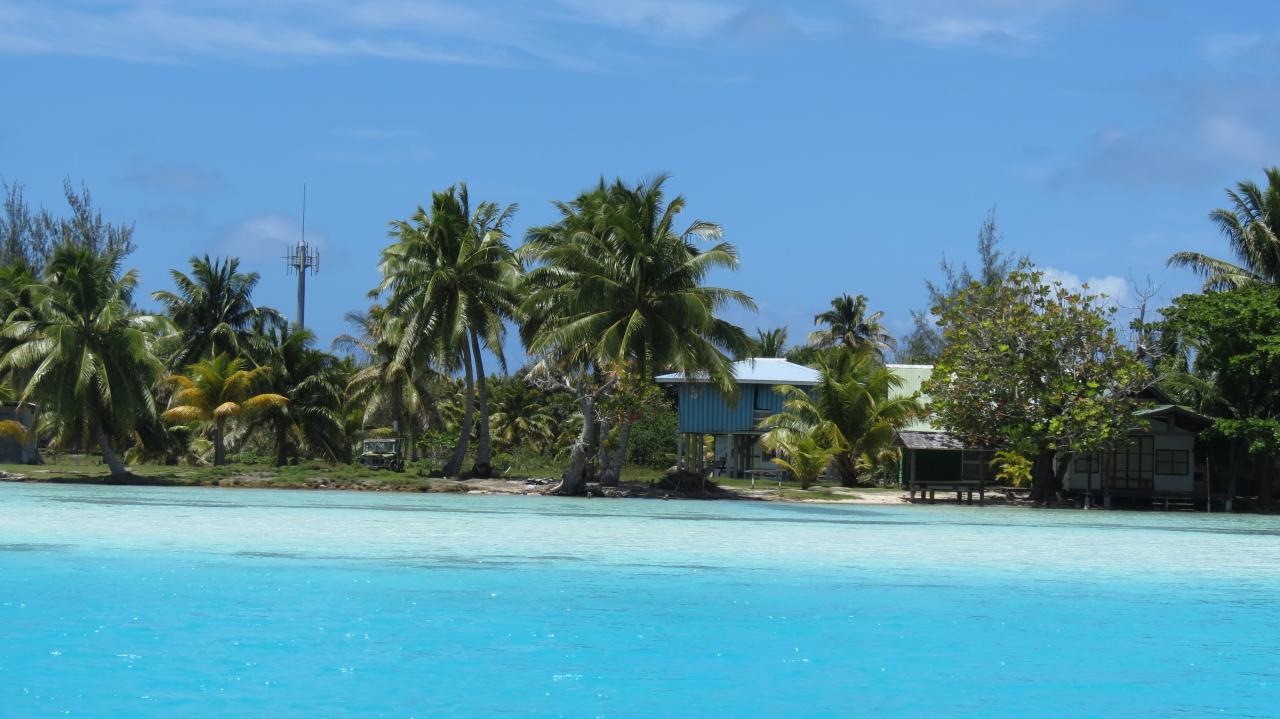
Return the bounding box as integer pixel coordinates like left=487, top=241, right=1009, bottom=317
left=1074, top=454, right=1100, bottom=474
left=1156, top=449, right=1190, bottom=475
left=1104, top=436, right=1154, bottom=490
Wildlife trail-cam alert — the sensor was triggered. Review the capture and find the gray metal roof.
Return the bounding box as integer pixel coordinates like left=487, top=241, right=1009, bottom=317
left=894, top=430, right=969, bottom=450
left=655, top=357, right=821, bottom=386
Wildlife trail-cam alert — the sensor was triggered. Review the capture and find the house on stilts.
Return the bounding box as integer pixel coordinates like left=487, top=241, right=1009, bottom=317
left=656, top=358, right=819, bottom=478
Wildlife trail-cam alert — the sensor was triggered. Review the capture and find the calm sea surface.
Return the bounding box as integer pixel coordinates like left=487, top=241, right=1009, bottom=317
left=1, top=483, right=1278, bottom=718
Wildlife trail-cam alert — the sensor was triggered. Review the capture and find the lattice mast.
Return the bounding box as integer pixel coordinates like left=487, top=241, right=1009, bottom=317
left=284, top=185, right=319, bottom=330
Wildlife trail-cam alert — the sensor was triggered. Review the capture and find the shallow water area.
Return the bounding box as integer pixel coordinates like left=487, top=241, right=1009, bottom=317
left=2, top=483, right=1278, bottom=717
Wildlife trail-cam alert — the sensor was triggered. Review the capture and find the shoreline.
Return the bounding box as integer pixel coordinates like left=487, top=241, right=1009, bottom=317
left=0, top=468, right=1030, bottom=506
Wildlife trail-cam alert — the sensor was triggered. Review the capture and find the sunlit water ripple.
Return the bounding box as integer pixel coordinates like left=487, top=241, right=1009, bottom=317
left=1, top=483, right=1278, bottom=717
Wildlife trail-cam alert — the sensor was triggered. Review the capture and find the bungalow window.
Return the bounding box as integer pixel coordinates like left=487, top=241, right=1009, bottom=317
left=1156, top=449, right=1190, bottom=475
left=1104, top=436, right=1154, bottom=490
left=1074, top=454, right=1100, bottom=474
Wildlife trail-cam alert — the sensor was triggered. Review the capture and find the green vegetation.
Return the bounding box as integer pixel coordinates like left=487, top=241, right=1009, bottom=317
left=3, top=166, right=1280, bottom=510
left=925, top=266, right=1150, bottom=502
left=762, top=349, right=921, bottom=487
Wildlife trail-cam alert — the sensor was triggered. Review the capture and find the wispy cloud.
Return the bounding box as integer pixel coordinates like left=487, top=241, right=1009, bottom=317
left=122, top=163, right=222, bottom=193
left=217, top=213, right=318, bottom=263
left=0, top=0, right=1104, bottom=68
left=851, top=0, right=1109, bottom=49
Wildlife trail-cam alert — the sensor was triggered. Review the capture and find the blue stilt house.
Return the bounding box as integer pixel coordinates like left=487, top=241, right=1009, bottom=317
left=656, top=358, right=820, bottom=477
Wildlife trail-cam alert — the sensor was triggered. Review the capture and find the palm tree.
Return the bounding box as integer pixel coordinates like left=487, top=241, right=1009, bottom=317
left=521, top=175, right=754, bottom=486
left=152, top=255, right=283, bottom=368
left=809, top=294, right=895, bottom=357
left=243, top=326, right=347, bottom=466
left=750, top=327, right=788, bottom=358
left=0, top=245, right=166, bottom=476
left=161, top=353, right=287, bottom=465
left=378, top=184, right=518, bottom=478
left=1168, top=168, right=1280, bottom=290
left=488, top=376, right=556, bottom=453
left=764, top=432, right=836, bottom=490
left=761, top=349, right=920, bottom=487
left=332, top=306, right=439, bottom=460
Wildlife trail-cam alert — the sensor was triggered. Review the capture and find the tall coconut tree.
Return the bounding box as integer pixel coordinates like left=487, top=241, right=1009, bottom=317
left=242, top=326, right=347, bottom=466
left=161, top=353, right=287, bottom=466
left=0, top=245, right=166, bottom=476
left=761, top=349, right=920, bottom=487
left=1168, top=167, right=1280, bottom=290
left=521, top=175, right=753, bottom=486
left=378, top=184, right=517, bottom=478
left=152, top=254, right=283, bottom=368
left=332, top=306, right=440, bottom=459
left=809, top=293, right=895, bottom=357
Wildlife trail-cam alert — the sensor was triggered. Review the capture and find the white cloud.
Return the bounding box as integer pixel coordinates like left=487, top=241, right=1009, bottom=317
left=851, top=0, right=1107, bottom=48
left=1040, top=266, right=1127, bottom=305
left=218, top=214, right=325, bottom=264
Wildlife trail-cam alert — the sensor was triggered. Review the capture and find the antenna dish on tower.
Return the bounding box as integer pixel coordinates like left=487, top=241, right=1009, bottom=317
left=284, top=184, right=319, bottom=329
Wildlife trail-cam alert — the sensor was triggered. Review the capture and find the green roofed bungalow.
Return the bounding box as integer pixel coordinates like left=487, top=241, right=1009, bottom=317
left=889, top=365, right=1214, bottom=507
left=656, top=358, right=819, bottom=478
left=887, top=364, right=995, bottom=504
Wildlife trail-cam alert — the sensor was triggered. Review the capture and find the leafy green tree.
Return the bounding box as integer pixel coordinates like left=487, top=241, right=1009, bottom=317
left=762, top=349, right=921, bottom=486
left=1161, top=284, right=1280, bottom=508
left=925, top=267, right=1150, bottom=502
left=0, top=245, right=166, bottom=476
left=152, top=255, right=283, bottom=368
left=764, top=432, right=836, bottom=490
left=521, top=175, right=753, bottom=486
left=243, top=326, right=347, bottom=466
left=162, top=354, right=287, bottom=466
left=809, top=293, right=894, bottom=357
left=1169, top=168, right=1280, bottom=290
left=379, top=184, right=517, bottom=478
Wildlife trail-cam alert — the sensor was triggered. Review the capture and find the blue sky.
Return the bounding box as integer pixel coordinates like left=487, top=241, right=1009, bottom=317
left=2, top=1, right=1277, bottom=362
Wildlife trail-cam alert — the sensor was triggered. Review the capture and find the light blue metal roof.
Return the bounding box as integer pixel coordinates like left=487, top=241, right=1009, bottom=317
left=655, top=357, right=821, bottom=386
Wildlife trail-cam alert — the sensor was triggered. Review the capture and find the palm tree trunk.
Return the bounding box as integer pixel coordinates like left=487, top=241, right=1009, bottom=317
left=555, top=395, right=594, bottom=495
left=214, top=420, right=226, bottom=466
left=97, top=428, right=128, bottom=477
left=470, top=329, right=493, bottom=478
left=274, top=420, right=289, bottom=467
left=443, top=340, right=475, bottom=478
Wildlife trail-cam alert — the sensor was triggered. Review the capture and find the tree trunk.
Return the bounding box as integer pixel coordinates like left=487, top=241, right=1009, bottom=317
left=274, top=422, right=289, bottom=467
left=470, top=330, right=493, bottom=478
left=213, top=420, right=226, bottom=466
left=595, top=419, right=611, bottom=471
left=443, top=340, right=475, bottom=478
left=554, top=395, right=595, bottom=496
left=835, top=451, right=859, bottom=487
left=97, top=428, right=128, bottom=477
left=1030, top=449, right=1058, bottom=504
left=599, top=422, right=632, bottom=487
left=1258, top=451, right=1274, bottom=512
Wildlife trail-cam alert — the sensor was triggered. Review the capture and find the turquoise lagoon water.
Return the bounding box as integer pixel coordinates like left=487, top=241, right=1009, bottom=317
left=1, top=484, right=1278, bottom=718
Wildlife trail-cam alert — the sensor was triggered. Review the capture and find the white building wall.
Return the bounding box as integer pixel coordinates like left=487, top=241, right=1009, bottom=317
left=1062, top=427, right=1196, bottom=493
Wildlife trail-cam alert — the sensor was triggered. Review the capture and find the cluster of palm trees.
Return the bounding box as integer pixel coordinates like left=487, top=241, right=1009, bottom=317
left=0, top=247, right=349, bottom=473
left=348, top=175, right=753, bottom=490
left=0, top=173, right=926, bottom=491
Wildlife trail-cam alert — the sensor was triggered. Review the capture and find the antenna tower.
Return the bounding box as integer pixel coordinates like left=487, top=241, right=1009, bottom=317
left=284, top=184, right=320, bottom=330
